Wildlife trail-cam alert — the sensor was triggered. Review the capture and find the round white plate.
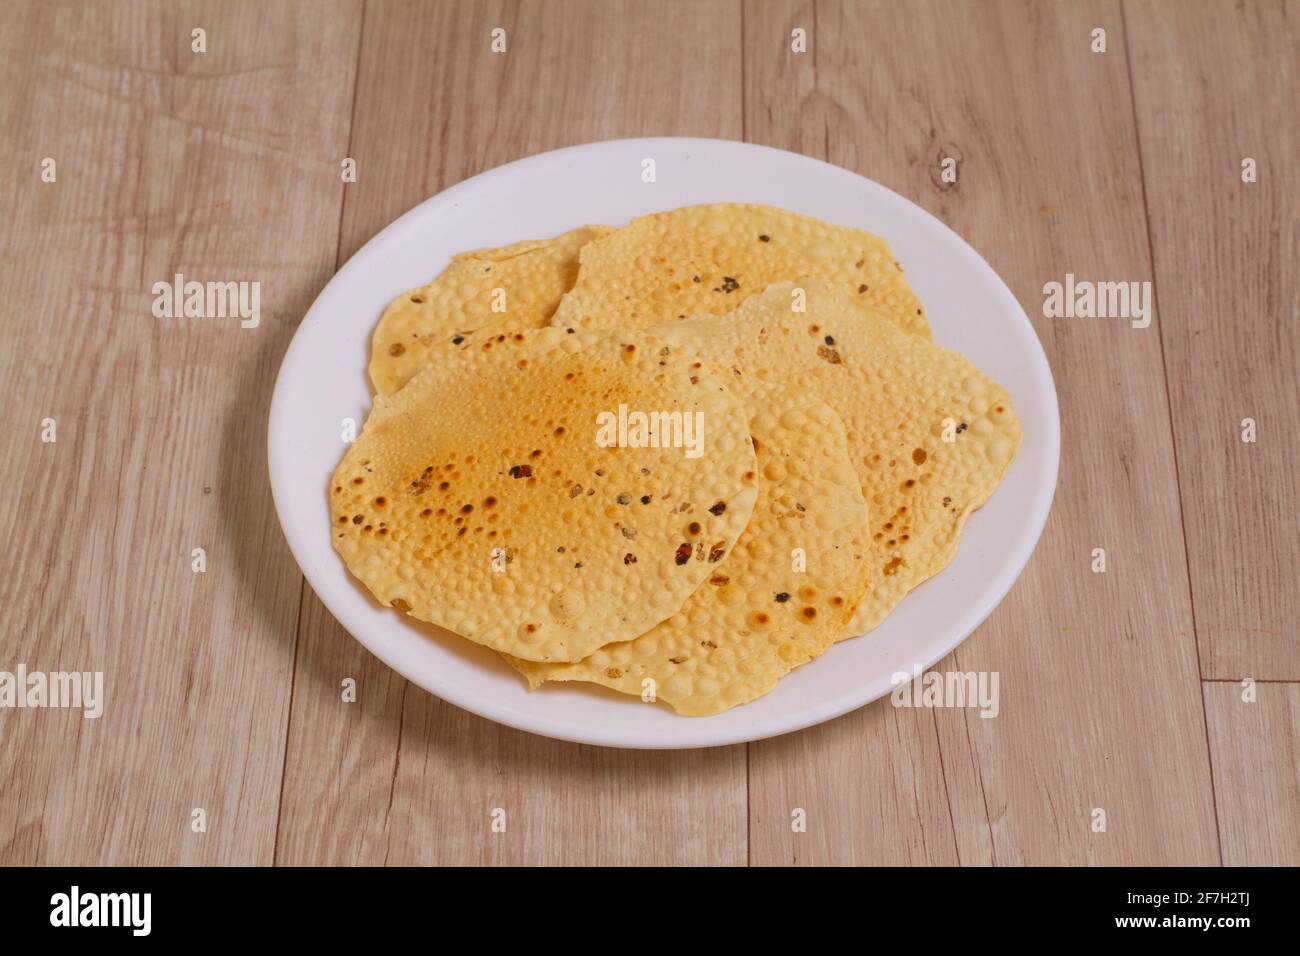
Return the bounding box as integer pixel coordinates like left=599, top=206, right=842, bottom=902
left=269, top=137, right=1059, bottom=749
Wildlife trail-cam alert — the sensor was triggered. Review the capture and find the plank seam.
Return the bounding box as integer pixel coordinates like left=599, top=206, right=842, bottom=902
left=1202, top=678, right=1300, bottom=685
left=931, top=706, right=962, bottom=864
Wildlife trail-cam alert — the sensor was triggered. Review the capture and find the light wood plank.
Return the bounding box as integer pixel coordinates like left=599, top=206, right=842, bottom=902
left=745, top=0, right=1219, bottom=864
left=1125, top=0, right=1298, bottom=680
left=0, top=0, right=360, bottom=864
left=336, top=0, right=747, bottom=264
left=277, top=0, right=749, bottom=866
left=751, top=696, right=961, bottom=865
left=1203, top=681, right=1300, bottom=865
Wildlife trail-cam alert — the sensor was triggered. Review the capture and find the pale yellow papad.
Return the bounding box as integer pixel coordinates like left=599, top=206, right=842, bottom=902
left=551, top=204, right=930, bottom=339
left=333, top=329, right=758, bottom=662
left=369, top=225, right=608, bottom=395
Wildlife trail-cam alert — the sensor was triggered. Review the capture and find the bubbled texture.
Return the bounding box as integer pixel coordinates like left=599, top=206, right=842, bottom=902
left=652, top=279, right=1022, bottom=637
left=508, top=383, right=871, bottom=715
left=551, top=204, right=930, bottom=339
left=333, top=329, right=759, bottom=662
left=369, top=225, right=608, bottom=395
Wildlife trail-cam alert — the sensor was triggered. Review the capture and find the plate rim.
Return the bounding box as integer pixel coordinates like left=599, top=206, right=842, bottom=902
left=268, top=135, right=1060, bottom=749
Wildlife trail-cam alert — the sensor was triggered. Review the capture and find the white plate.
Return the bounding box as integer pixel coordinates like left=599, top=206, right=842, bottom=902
left=268, top=137, right=1059, bottom=749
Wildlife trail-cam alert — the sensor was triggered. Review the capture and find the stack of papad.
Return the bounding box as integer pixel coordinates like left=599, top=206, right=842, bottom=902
left=335, top=205, right=1020, bottom=715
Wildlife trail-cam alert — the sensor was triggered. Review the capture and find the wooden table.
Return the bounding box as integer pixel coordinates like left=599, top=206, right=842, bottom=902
left=1, top=0, right=1294, bottom=866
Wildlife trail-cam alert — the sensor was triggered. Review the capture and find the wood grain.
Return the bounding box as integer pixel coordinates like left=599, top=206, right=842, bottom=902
left=0, top=0, right=1292, bottom=866
left=1125, top=0, right=1299, bottom=680
left=0, top=0, right=360, bottom=863
left=276, top=0, right=750, bottom=866
left=743, top=0, right=1219, bottom=864
left=1203, top=681, right=1300, bottom=865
